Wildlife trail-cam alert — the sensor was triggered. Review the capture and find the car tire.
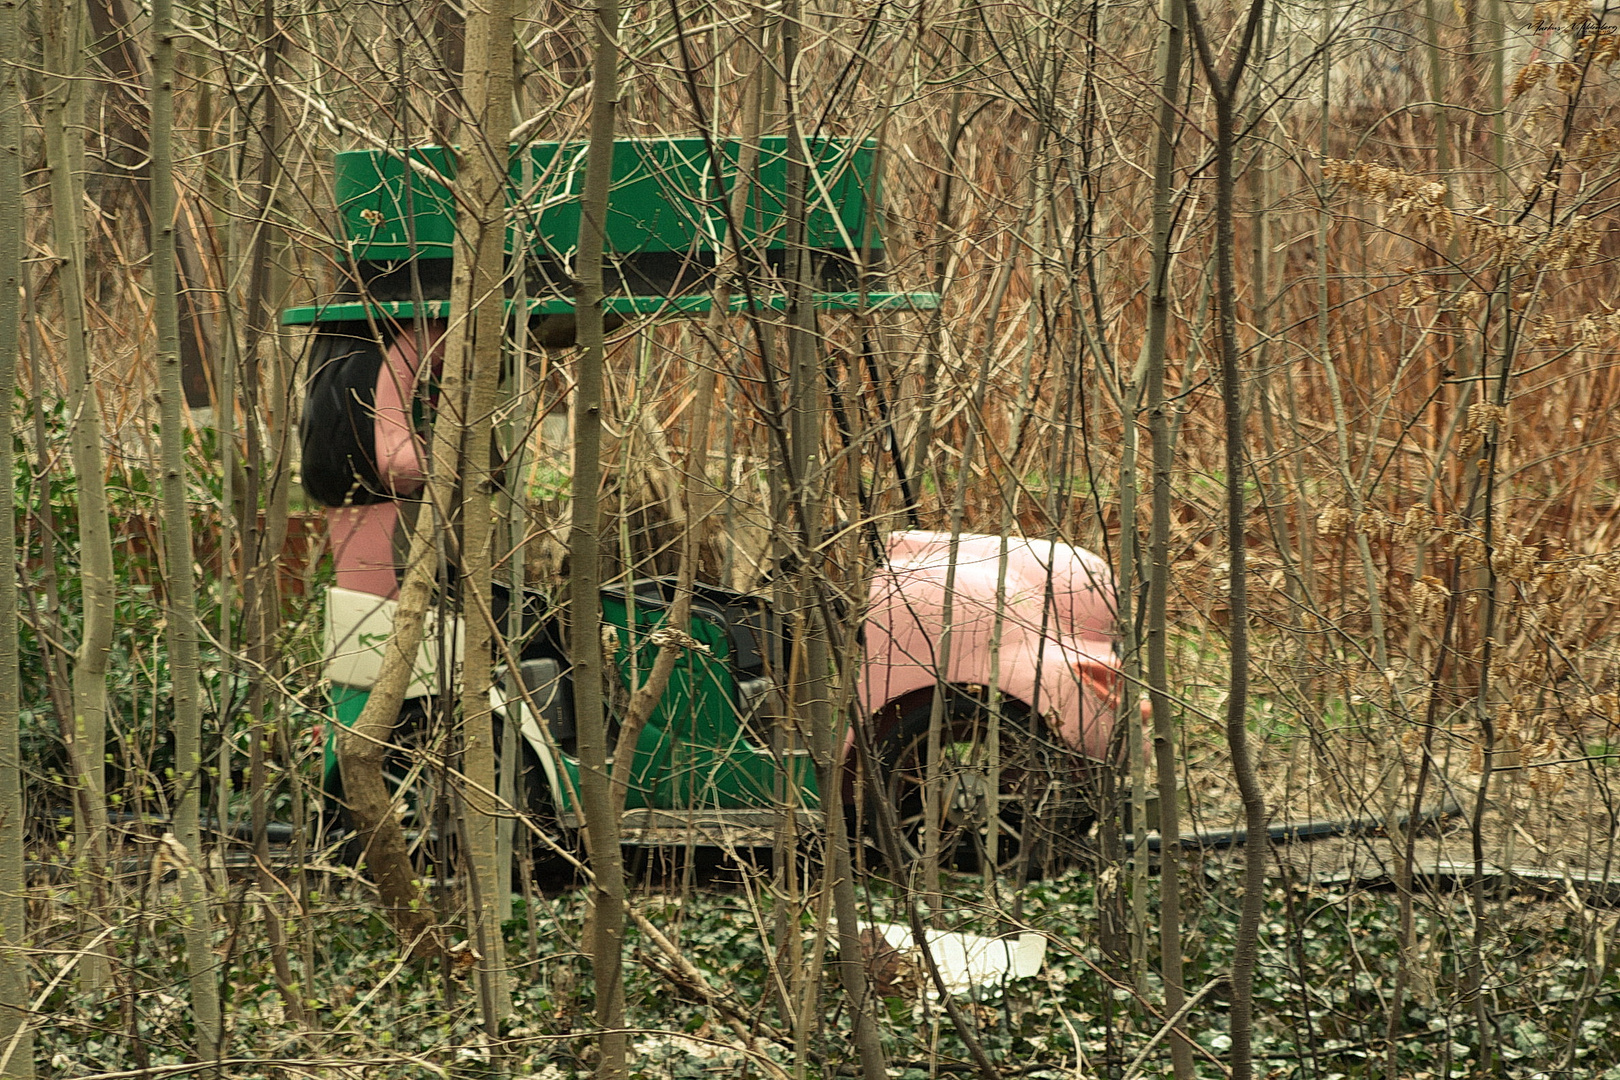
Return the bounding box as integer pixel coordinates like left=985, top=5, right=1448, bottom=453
left=873, top=692, right=1097, bottom=876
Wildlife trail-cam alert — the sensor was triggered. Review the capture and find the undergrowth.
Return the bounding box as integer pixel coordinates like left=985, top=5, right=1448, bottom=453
left=31, top=864, right=1620, bottom=1079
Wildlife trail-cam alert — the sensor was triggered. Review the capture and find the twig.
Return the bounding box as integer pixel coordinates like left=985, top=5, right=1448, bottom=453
left=1122, top=977, right=1229, bottom=1080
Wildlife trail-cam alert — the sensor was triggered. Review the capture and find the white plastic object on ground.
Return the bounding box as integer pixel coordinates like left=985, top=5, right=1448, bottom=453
left=865, top=921, right=1048, bottom=994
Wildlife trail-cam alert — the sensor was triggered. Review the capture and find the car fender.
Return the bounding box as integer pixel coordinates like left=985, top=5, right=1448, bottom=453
left=857, top=531, right=1120, bottom=761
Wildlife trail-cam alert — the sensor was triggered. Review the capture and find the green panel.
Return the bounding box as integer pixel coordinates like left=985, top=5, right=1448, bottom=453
left=315, top=608, right=819, bottom=816
left=281, top=290, right=941, bottom=325
left=600, top=591, right=820, bottom=812
left=322, top=685, right=371, bottom=793
left=334, top=146, right=460, bottom=259
left=335, top=137, right=880, bottom=263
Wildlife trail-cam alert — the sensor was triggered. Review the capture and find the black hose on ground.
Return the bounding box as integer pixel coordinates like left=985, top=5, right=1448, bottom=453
left=1123, top=800, right=1461, bottom=852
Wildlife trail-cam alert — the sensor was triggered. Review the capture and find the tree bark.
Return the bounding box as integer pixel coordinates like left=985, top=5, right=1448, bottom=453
left=455, top=0, right=516, bottom=1034
left=233, top=0, right=301, bottom=1015
left=0, top=0, right=33, bottom=1066
left=1183, top=2, right=1268, bottom=1077
left=1143, top=0, right=1194, bottom=1073
left=43, top=0, right=116, bottom=994
left=151, top=0, right=224, bottom=1058
left=571, top=0, right=626, bottom=1072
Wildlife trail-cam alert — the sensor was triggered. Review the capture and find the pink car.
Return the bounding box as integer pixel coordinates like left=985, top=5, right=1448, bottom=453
left=855, top=531, right=1122, bottom=870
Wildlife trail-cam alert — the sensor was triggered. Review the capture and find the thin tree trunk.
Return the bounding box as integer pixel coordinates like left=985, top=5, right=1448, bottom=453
left=210, top=79, right=237, bottom=885
left=571, top=0, right=627, bottom=1073
left=455, top=0, right=516, bottom=1033
left=0, top=0, right=33, bottom=1065
left=20, top=277, right=73, bottom=765
left=773, top=7, right=887, bottom=1075
left=1468, top=8, right=1510, bottom=1072
left=235, top=1, right=302, bottom=1014
left=1183, top=3, right=1268, bottom=1077
left=151, top=0, right=225, bottom=1059
left=331, top=20, right=530, bottom=951
left=909, top=6, right=976, bottom=509
left=1117, top=163, right=1148, bottom=995
left=337, top=497, right=449, bottom=943
left=336, top=381, right=484, bottom=957
left=43, top=0, right=115, bottom=994
left=1142, top=0, right=1193, bottom=1073
left=497, top=153, right=538, bottom=939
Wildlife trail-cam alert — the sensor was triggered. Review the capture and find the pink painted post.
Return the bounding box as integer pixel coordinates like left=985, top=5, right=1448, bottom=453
left=325, top=321, right=446, bottom=599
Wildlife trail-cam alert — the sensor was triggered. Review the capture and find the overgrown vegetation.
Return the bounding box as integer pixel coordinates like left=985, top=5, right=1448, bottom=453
left=28, top=865, right=1620, bottom=1078
left=10, top=0, right=1620, bottom=1076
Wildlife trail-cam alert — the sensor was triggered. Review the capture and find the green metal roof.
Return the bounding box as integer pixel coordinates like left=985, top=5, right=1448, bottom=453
left=281, top=291, right=941, bottom=326
left=334, top=137, right=882, bottom=262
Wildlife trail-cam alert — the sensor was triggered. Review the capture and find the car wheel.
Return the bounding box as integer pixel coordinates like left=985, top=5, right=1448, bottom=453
left=874, top=692, right=1095, bottom=876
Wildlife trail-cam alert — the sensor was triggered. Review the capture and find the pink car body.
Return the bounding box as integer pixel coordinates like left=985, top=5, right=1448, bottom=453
left=859, top=531, right=1121, bottom=761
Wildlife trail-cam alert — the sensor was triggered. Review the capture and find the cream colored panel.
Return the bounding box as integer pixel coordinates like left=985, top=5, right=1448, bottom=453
left=323, top=587, right=464, bottom=696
